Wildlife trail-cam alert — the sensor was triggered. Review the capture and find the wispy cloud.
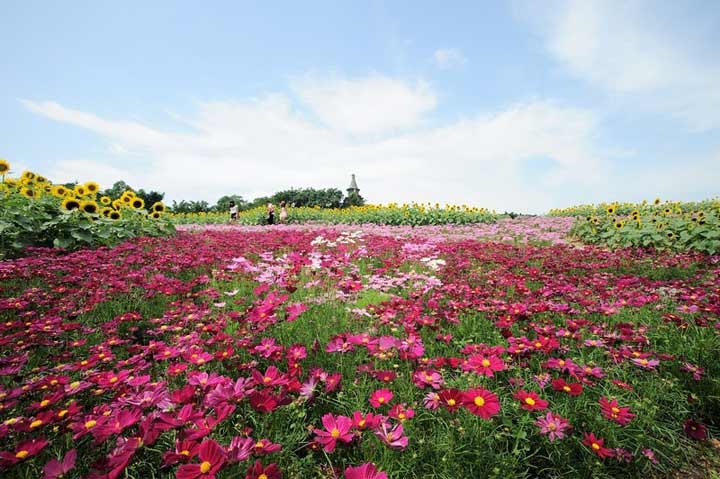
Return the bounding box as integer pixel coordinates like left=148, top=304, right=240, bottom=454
left=517, top=0, right=720, bottom=130
left=432, top=48, right=467, bottom=70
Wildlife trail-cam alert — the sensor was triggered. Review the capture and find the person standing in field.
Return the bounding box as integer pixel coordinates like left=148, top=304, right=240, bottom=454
left=279, top=201, right=288, bottom=223
left=267, top=203, right=275, bottom=225
left=229, top=201, right=238, bottom=221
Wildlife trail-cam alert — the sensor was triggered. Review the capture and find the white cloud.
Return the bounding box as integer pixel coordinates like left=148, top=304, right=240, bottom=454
left=517, top=0, right=720, bottom=130
left=433, top=48, right=467, bottom=69
left=292, top=74, right=436, bottom=135
left=22, top=84, right=610, bottom=213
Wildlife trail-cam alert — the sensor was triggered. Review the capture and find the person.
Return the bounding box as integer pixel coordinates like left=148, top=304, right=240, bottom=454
left=267, top=203, right=275, bottom=225
left=229, top=201, right=238, bottom=221
left=279, top=201, right=288, bottom=223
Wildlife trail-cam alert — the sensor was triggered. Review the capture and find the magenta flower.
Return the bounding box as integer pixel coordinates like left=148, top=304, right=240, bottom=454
left=313, top=413, right=353, bottom=452
left=369, top=388, right=393, bottom=408
left=534, top=412, right=571, bottom=442
left=43, top=448, right=76, bottom=479
left=345, top=462, right=388, bottom=479
left=412, top=369, right=444, bottom=389
left=374, top=421, right=408, bottom=450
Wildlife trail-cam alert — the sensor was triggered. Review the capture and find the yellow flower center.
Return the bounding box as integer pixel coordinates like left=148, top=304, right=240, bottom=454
left=58, top=409, right=68, bottom=418
left=200, top=461, right=211, bottom=473
left=474, top=396, right=485, bottom=407
left=447, top=399, right=456, bottom=406
left=548, top=423, right=557, bottom=431
left=70, top=381, right=80, bottom=388
left=562, top=386, right=571, bottom=392
left=180, top=450, right=190, bottom=456
left=611, top=407, right=620, bottom=414
left=85, top=420, right=97, bottom=429
left=330, top=428, right=340, bottom=438
left=398, top=413, right=406, bottom=420
left=264, top=376, right=272, bottom=383
left=15, top=450, right=29, bottom=459
left=259, top=475, right=268, bottom=479
left=358, top=419, right=366, bottom=427
left=378, top=397, right=385, bottom=404
left=255, top=442, right=264, bottom=448
left=525, top=397, right=536, bottom=406
left=592, top=443, right=600, bottom=450
left=481, top=359, right=491, bottom=367
left=30, top=419, right=43, bottom=428
left=40, top=399, right=50, bottom=407
left=558, top=360, right=565, bottom=366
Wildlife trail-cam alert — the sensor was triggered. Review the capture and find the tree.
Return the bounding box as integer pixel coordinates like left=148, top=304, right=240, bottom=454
left=214, top=195, right=247, bottom=212
left=342, top=191, right=365, bottom=208
left=100, top=181, right=164, bottom=208
left=170, top=200, right=212, bottom=213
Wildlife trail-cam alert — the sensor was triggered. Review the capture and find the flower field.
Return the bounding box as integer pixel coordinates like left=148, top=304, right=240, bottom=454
left=1, top=223, right=718, bottom=478
left=169, top=203, right=497, bottom=226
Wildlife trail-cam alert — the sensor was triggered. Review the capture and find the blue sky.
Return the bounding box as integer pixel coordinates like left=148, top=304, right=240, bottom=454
left=2, top=0, right=719, bottom=212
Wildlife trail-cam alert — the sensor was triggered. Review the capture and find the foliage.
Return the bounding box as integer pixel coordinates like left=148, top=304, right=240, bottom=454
left=214, top=194, right=248, bottom=212
left=343, top=190, right=366, bottom=208
left=246, top=187, right=345, bottom=209
left=0, top=160, right=174, bottom=259
left=557, top=198, right=720, bottom=254
left=170, top=199, right=213, bottom=213
left=101, top=180, right=165, bottom=208
left=169, top=203, right=497, bottom=226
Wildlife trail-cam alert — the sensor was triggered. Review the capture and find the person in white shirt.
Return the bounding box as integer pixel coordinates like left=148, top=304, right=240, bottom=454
left=229, top=201, right=238, bottom=221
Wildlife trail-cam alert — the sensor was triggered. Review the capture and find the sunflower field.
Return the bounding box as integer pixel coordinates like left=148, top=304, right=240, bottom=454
left=169, top=204, right=497, bottom=226
left=549, top=198, right=720, bottom=254
left=0, top=159, right=174, bottom=259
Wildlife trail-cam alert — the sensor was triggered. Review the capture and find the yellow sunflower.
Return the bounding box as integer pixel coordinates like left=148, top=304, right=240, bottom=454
left=101, top=207, right=113, bottom=218
left=62, top=197, right=81, bottom=211
left=653, top=198, right=661, bottom=205
left=151, top=202, right=165, bottom=212
left=109, top=210, right=121, bottom=220
left=74, top=185, right=88, bottom=197
left=0, top=158, right=10, bottom=175
left=20, top=187, right=36, bottom=199
left=84, top=181, right=100, bottom=195
left=100, top=196, right=111, bottom=205
left=123, top=190, right=136, bottom=198
left=131, top=197, right=145, bottom=209
left=614, top=220, right=625, bottom=229
left=80, top=200, right=99, bottom=214
left=606, top=205, right=616, bottom=215
left=150, top=211, right=161, bottom=219
left=21, top=170, right=35, bottom=181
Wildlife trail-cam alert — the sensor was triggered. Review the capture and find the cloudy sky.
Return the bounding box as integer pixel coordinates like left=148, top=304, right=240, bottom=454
left=2, top=0, right=719, bottom=212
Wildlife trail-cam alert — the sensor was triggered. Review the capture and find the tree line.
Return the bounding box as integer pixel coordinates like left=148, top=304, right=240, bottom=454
left=97, top=182, right=365, bottom=213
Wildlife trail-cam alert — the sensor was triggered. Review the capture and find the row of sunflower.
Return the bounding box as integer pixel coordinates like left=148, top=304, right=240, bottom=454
left=0, top=159, right=174, bottom=259
left=559, top=197, right=720, bottom=254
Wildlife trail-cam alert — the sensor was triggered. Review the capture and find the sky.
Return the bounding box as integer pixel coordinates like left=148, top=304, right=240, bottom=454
left=2, top=0, right=719, bottom=213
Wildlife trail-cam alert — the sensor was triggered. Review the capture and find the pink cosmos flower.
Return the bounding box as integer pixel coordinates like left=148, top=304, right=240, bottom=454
left=423, top=391, right=441, bottom=410
left=345, top=462, right=388, bottom=479
left=369, top=389, right=393, bottom=408
left=42, top=448, right=76, bottom=479
left=412, top=369, right=444, bottom=389
left=313, top=413, right=353, bottom=452
left=461, top=388, right=500, bottom=419
left=374, top=421, right=408, bottom=450
left=631, top=357, right=659, bottom=370
left=352, top=411, right=381, bottom=430
left=534, top=412, right=571, bottom=442
left=582, top=433, right=614, bottom=459
left=465, top=354, right=505, bottom=377
left=245, top=460, right=281, bottom=479
left=0, top=438, right=49, bottom=467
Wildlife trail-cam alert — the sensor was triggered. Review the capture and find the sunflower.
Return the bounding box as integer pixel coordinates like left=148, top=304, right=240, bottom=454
left=80, top=200, right=99, bottom=214
left=20, top=187, right=36, bottom=199
left=74, top=185, right=87, bottom=197
left=151, top=202, right=165, bottom=213
left=101, top=207, right=113, bottom=218
left=109, top=210, right=121, bottom=220
left=112, top=199, right=123, bottom=209
left=654, top=198, right=661, bottom=205
left=131, top=197, right=145, bottom=209
left=606, top=206, right=616, bottom=215
left=120, top=194, right=133, bottom=204
left=150, top=211, right=161, bottom=219
left=666, top=231, right=675, bottom=240
left=84, top=181, right=100, bottom=195
left=35, top=175, right=48, bottom=184
left=21, top=170, right=35, bottom=180
left=664, top=207, right=672, bottom=215
left=100, top=196, right=111, bottom=205
left=123, top=190, right=136, bottom=198
left=614, top=220, right=625, bottom=229
left=43, top=184, right=53, bottom=193
left=62, top=197, right=81, bottom=211
left=0, top=158, right=10, bottom=175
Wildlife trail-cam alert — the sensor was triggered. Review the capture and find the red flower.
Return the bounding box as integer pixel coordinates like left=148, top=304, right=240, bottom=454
left=461, top=388, right=500, bottom=419
left=550, top=378, right=583, bottom=396
left=465, top=354, right=505, bottom=377
left=0, top=438, right=48, bottom=467
left=439, top=388, right=462, bottom=412
left=582, top=432, right=614, bottom=459
left=514, top=390, right=548, bottom=411
left=245, top=460, right=281, bottom=479
left=599, top=397, right=635, bottom=426
left=683, top=420, right=707, bottom=440
left=176, top=439, right=226, bottom=479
